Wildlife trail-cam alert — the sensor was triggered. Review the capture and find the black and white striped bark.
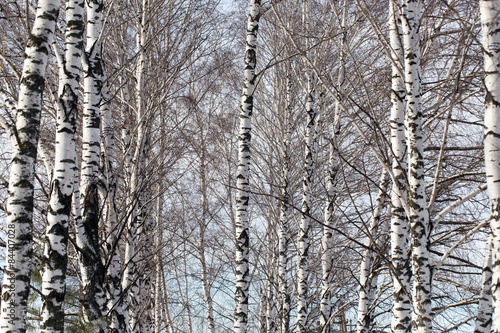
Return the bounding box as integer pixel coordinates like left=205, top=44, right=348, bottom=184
left=474, top=233, right=492, bottom=333
left=402, top=1, right=431, bottom=332
left=40, top=0, right=84, bottom=331
left=234, top=1, right=261, bottom=332
left=0, top=1, right=59, bottom=331
left=481, top=0, right=500, bottom=330
left=356, top=171, right=389, bottom=333
left=78, top=0, right=106, bottom=325
left=296, top=53, right=317, bottom=333
left=278, top=63, right=292, bottom=333
left=320, top=3, right=347, bottom=331
left=389, top=1, right=411, bottom=332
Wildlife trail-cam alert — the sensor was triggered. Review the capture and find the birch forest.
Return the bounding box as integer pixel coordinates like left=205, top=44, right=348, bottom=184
left=0, top=0, right=500, bottom=332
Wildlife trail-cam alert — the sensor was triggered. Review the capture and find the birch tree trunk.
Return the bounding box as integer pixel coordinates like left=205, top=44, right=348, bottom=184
left=234, top=1, right=261, bottom=332
left=296, top=3, right=318, bottom=331
left=356, top=171, right=389, bottom=333
left=481, top=1, right=500, bottom=331
left=402, top=1, right=432, bottom=332
left=199, top=143, right=216, bottom=333
left=0, top=1, right=59, bottom=331
left=278, top=62, right=292, bottom=333
left=320, top=2, right=347, bottom=331
left=40, top=0, right=84, bottom=331
left=475, top=233, right=492, bottom=333
left=78, top=0, right=106, bottom=325
left=389, top=1, right=411, bottom=332
left=122, top=1, right=149, bottom=330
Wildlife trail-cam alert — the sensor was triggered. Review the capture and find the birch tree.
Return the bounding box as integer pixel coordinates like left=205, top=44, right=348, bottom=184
left=296, top=2, right=318, bottom=331
left=77, top=0, right=106, bottom=325
left=389, top=1, right=411, bottom=332
left=278, top=62, right=292, bottom=333
left=474, top=234, right=492, bottom=333
left=234, top=1, right=261, bottom=332
left=39, top=0, right=84, bottom=331
left=401, top=0, right=432, bottom=331
left=481, top=0, right=500, bottom=330
left=0, top=1, right=60, bottom=331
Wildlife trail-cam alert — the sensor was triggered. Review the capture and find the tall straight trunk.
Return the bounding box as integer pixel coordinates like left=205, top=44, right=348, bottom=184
left=481, top=0, right=500, bottom=330
left=389, top=1, right=411, bottom=332
left=475, top=233, right=492, bottom=333
left=199, top=143, right=216, bottom=333
left=402, top=1, right=431, bottom=332
left=0, top=1, right=59, bottom=331
left=320, top=2, right=347, bottom=331
left=122, top=1, right=148, bottom=330
left=40, top=0, right=84, bottom=331
left=78, top=0, right=106, bottom=324
left=234, top=1, right=261, bottom=332
left=296, top=20, right=317, bottom=333
left=356, top=171, right=389, bottom=333
left=278, top=61, right=292, bottom=333
left=101, top=87, right=126, bottom=332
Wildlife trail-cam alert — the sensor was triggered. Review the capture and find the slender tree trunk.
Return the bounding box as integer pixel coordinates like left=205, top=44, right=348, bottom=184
left=78, top=0, right=107, bottom=326
left=389, top=1, right=411, bottom=332
left=356, top=171, right=389, bottom=333
left=234, top=1, right=261, bottom=332
left=199, top=143, right=216, bottom=333
left=0, top=1, right=59, bottom=331
left=278, top=62, right=292, bottom=333
left=296, top=16, right=317, bottom=332
left=40, top=0, right=84, bottom=331
left=481, top=1, right=500, bottom=331
left=123, top=1, right=149, bottom=330
left=320, top=2, right=347, bottom=331
left=475, top=233, right=493, bottom=333
left=260, top=288, right=268, bottom=333
left=402, top=1, right=432, bottom=332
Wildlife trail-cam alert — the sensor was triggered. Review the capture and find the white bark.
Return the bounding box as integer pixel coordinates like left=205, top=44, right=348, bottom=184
left=296, top=3, right=318, bottom=331
left=481, top=0, right=500, bottom=331
left=278, top=62, right=292, bottom=333
left=40, top=0, right=84, bottom=331
left=234, top=1, right=261, bottom=332
left=389, top=1, right=411, bottom=332
left=0, top=0, right=59, bottom=331
left=402, top=1, right=432, bottom=332
left=475, top=233, right=493, bottom=333
left=77, top=0, right=107, bottom=325
left=122, top=1, right=149, bottom=330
